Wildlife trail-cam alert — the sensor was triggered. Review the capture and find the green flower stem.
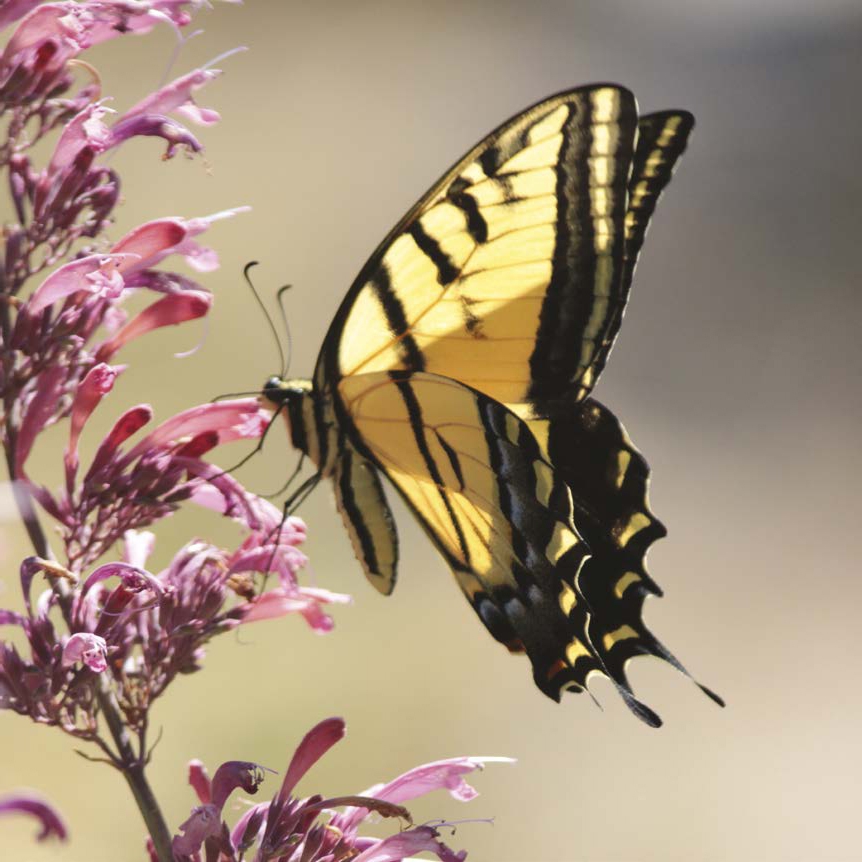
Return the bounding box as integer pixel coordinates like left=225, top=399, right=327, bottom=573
left=3, top=441, right=174, bottom=862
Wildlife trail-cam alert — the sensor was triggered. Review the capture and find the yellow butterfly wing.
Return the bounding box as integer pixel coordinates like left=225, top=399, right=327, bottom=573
left=316, top=83, right=640, bottom=415
left=337, top=370, right=665, bottom=724
left=299, top=84, right=719, bottom=723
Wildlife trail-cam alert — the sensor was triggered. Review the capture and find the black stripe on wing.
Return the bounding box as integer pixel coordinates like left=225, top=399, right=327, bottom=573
left=334, top=447, right=399, bottom=595
left=527, top=89, right=638, bottom=411
left=370, top=265, right=426, bottom=370
left=392, top=373, right=472, bottom=566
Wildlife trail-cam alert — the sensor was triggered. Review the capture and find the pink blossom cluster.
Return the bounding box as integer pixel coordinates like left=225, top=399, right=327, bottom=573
left=0, top=3, right=506, bottom=858
left=169, top=717, right=509, bottom=862
left=0, top=0, right=348, bottom=750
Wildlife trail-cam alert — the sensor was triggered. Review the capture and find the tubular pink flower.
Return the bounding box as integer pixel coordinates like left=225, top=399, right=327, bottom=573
left=187, top=760, right=212, bottom=805
left=227, top=542, right=308, bottom=582
left=0, top=793, right=67, bottom=842
left=172, top=803, right=220, bottom=857
left=61, top=631, right=108, bottom=672
left=189, top=483, right=293, bottom=536
left=110, top=209, right=248, bottom=276
left=81, top=562, right=164, bottom=598
left=352, top=827, right=466, bottom=862
left=15, top=366, right=65, bottom=475
left=0, top=1, right=42, bottom=34
left=105, top=112, right=203, bottom=158
left=111, top=219, right=187, bottom=268
left=124, top=67, right=223, bottom=126
left=2, top=1, right=202, bottom=72
left=122, top=530, right=156, bottom=569
left=84, top=405, right=153, bottom=480
left=333, top=757, right=515, bottom=835
left=94, top=290, right=212, bottom=362
left=25, top=253, right=130, bottom=316
left=210, top=761, right=265, bottom=811
left=0, top=5, right=84, bottom=66
left=65, top=363, right=123, bottom=484
left=279, top=717, right=346, bottom=801
left=45, top=102, right=112, bottom=178
left=238, top=588, right=348, bottom=633
left=127, top=399, right=269, bottom=460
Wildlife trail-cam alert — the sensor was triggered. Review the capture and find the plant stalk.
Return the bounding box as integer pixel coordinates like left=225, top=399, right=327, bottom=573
left=3, top=443, right=174, bottom=861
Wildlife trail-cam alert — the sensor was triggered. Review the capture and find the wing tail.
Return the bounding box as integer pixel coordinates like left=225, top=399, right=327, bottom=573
left=532, top=397, right=722, bottom=708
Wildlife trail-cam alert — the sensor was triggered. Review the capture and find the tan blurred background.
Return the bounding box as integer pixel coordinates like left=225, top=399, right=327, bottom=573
left=2, top=1, right=862, bottom=859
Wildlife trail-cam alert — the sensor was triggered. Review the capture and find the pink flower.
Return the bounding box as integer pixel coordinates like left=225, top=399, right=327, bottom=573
left=172, top=804, right=221, bottom=857
left=171, top=718, right=509, bottom=862
left=61, top=631, right=107, bottom=672
left=24, top=253, right=128, bottom=317
left=64, top=362, right=122, bottom=486
left=123, top=65, right=225, bottom=127
left=239, top=585, right=351, bottom=634
left=0, top=793, right=67, bottom=842
left=0, top=2, right=42, bottom=34
left=352, top=827, right=466, bottom=862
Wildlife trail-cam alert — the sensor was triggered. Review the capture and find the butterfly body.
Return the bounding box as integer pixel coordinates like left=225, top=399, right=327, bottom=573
left=264, top=84, right=721, bottom=725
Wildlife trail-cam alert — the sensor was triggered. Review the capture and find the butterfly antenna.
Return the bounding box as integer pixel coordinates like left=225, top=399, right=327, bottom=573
left=275, top=283, right=293, bottom=377
left=211, top=389, right=266, bottom=402
left=244, top=261, right=286, bottom=377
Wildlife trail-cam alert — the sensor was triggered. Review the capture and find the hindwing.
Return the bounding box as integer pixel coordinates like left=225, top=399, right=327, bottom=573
left=333, top=447, right=398, bottom=595
left=337, top=370, right=663, bottom=723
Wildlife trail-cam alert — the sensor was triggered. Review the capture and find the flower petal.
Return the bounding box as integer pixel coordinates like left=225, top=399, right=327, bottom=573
left=65, top=363, right=123, bottom=483
left=238, top=588, right=344, bottom=633
left=25, top=253, right=131, bottom=316
left=85, top=405, right=153, bottom=482
left=61, top=632, right=108, bottom=672
left=0, top=0, right=42, bottom=34
left=81, top=562, right=164, bottom=598
left=46, top=102, right=112, bottom=177
left=110, top=218, right=187, bottom=271
left=123, top=67, right=223, bottom=126
left=105, top=113, right=203, bottom=159
left=127, top=399, right=268, bottom=460
left=351, top=826, right=466, bottom=862
left=187, top=760, right=212, bottom=805
left=95, top=290, right=211, bottom=362
left=210, top=761, right=265, bottom=811
left=0, top=793, right=67, bottom=842
left=172, top=803, right=221, bottom=857
left=15, top=366, right=65, bottom=475
left=363, top=757, right=514, bottom=806
left=122, top=530, right=156, bottom=569
left=278, top=718, right=346, bottom=801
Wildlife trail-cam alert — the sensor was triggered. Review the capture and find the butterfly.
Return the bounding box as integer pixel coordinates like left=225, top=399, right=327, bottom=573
left=263, top=83, right=722, bottom=726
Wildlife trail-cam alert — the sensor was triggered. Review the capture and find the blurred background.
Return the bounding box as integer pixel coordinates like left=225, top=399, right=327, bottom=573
left=2, top=1, right=861, bottom=859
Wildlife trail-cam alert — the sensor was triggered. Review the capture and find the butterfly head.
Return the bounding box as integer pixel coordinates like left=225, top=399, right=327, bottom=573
left=261, top=376, right=316, bottom=459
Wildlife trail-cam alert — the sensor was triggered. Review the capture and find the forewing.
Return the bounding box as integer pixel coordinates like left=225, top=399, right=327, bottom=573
left=583, top=111, right=696, bottom=390
left=316, top=84, right=639, bottom=416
